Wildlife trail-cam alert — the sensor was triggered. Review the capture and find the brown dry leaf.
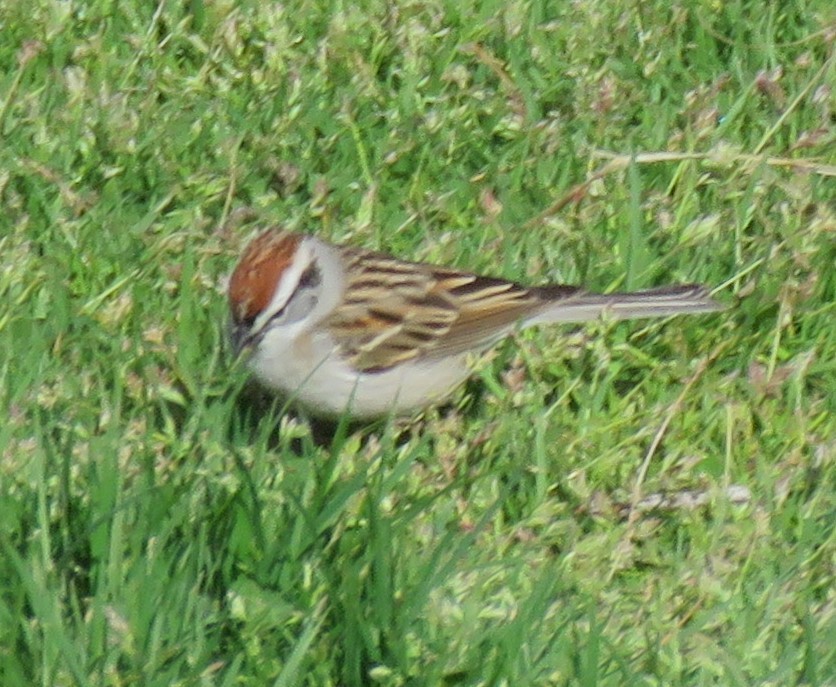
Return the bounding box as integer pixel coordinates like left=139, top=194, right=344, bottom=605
left=478, top=187, right=503, bottom=221
left=755, top=66, right=786, bottom=108
left=747, top=360, right=794, bottom=397
left=791, top=127, right=831, bottom=151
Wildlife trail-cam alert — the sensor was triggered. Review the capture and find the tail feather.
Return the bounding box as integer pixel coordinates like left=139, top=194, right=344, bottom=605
left=530, top=284, right=724, bottom=325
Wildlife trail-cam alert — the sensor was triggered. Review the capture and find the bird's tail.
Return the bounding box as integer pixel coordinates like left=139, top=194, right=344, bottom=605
left=529, top=284, right=725, bottom=325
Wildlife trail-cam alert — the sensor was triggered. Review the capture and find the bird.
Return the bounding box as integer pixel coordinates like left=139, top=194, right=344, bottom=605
left=228, top=229, right=723, bottom=419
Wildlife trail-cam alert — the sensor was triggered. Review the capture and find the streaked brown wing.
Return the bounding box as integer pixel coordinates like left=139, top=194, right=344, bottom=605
left=424, top=270, right=550, bottom=358
left=325, top=248, right=567, bottom=372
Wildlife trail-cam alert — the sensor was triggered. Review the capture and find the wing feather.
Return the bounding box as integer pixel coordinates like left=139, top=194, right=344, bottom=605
left=325, top=248, right=560, bottom=372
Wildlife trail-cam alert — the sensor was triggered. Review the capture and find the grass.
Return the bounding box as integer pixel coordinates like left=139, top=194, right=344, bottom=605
left=1, top=0, right=834, bottom=684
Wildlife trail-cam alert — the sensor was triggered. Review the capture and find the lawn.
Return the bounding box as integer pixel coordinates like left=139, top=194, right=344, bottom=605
left=1, top=1, right=834, bottom=685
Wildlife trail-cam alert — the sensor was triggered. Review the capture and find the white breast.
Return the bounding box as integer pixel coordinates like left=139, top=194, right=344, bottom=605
left=250, top=327, right=470, bottom=418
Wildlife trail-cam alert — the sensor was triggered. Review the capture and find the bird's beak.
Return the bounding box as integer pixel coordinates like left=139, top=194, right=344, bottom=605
left=228, top=320, right=253, bottom=357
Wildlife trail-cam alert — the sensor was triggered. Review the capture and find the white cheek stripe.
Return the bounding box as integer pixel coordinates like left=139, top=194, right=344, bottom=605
left=254, top=243, right=313, bottom=332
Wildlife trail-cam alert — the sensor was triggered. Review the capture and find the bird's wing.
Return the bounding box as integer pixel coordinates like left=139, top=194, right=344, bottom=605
left=325, top=248, right=576, bottom=372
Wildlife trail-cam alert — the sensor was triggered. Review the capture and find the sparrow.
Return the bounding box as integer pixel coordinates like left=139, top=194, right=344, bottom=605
left=228, top=229, right=723, bottom=419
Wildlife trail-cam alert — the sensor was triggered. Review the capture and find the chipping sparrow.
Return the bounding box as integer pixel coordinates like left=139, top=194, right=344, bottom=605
left=228, top=230, right=723, bottom=418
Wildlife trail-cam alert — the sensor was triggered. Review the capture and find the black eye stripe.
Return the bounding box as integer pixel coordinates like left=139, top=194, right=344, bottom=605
left=298, top=263, right=321, bottom=289
left=263, top=262, right=321, bottom=328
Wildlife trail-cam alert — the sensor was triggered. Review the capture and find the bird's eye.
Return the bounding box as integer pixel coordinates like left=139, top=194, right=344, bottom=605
left=298, top=263, right=321, bottom=288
